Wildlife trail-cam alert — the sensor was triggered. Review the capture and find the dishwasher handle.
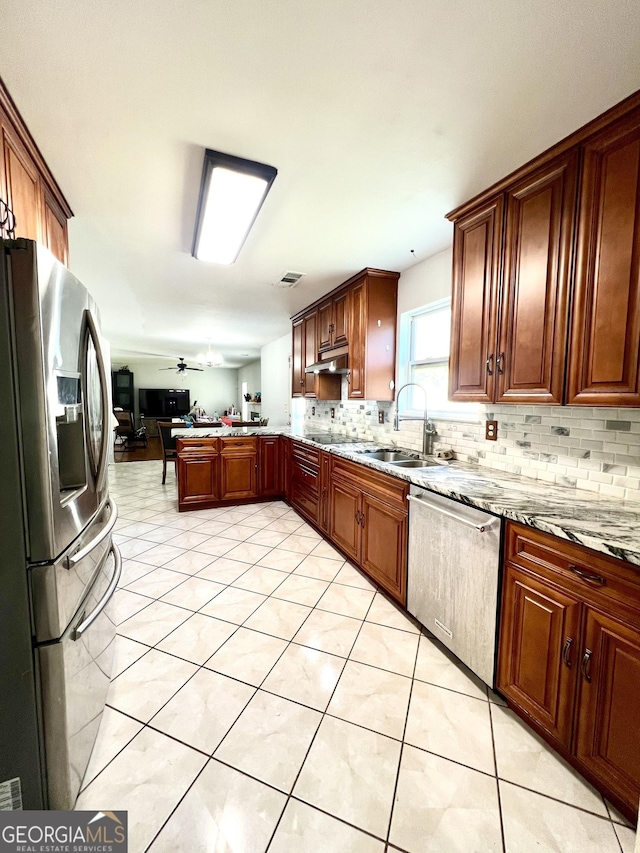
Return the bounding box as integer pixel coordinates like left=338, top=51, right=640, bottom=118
left=407, top=493, right=498, bottom=533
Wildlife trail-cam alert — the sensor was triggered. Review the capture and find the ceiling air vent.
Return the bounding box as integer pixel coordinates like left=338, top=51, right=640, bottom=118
left=273, top=270, right=305, bottom=288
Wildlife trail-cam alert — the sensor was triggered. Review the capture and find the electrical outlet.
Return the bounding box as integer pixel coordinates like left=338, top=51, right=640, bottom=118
left=312, top=406, right=315, bottom=415
left=378, top=410, right=385, bottom=424
left=330, top=408, right=335, bottom=419
left=485, top=420, right=498, bottom=441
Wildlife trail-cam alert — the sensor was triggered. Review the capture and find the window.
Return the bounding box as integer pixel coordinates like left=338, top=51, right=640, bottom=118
left=401, top=299, right=480, bottom=420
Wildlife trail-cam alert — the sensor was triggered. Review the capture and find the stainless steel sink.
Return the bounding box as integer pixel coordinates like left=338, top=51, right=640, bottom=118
left=356, top=450, right=415, bottom=462
left=388, top=459, right=439, bottom=468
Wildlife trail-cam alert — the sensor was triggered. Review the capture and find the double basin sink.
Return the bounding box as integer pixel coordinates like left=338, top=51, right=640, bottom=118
left=353, top=449, right=438, bottom=469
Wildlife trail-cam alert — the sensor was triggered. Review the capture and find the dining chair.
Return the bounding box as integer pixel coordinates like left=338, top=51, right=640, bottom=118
left=157, top=422, right=178, bottom=484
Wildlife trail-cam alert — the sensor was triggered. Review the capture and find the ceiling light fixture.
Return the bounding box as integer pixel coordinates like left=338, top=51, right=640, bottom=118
left=192, top=149, right=277, bottom=264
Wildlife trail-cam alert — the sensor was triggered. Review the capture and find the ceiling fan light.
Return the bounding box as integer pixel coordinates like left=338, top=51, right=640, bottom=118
left=192, top=150, right=277, bottom=265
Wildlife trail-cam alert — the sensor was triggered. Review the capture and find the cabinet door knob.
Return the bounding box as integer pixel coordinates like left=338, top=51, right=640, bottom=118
left=570, top=565, right=606, bottom=585
left=581, top=648, right=593, bottom=682
left=562, top=637, right=573, bottom=668
left=486, top=353, right=494, bottom=375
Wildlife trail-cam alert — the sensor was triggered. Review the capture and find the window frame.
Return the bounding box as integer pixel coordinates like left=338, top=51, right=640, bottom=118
left=399, top=298, right=480, bottom=422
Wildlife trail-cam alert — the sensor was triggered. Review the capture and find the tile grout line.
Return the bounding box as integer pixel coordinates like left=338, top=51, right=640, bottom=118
left=487, top=692, right=508, bottom=853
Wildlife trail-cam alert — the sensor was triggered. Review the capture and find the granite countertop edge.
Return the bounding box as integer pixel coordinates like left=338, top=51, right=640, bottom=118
left=171, top=426, right=640, bottom=567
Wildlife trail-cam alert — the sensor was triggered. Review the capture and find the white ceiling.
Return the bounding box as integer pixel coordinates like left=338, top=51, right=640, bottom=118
left=2, top=0, right=640, bottom=367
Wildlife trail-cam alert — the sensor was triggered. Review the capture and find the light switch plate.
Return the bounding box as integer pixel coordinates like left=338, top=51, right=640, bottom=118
left=486, top=420, right=498, bottom=441
left=330, top=408, right=335, bottom=419
left=378, top=410, right=385, bottom=424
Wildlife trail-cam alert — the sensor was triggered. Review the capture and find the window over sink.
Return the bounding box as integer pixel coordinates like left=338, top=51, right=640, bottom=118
left=400, top=298, right=481, bottom=421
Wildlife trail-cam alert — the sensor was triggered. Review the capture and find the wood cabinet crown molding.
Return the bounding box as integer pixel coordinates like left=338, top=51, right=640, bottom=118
left=446, top=87, right=640, bottom=223
left=0, top=77, right=72, bottom=219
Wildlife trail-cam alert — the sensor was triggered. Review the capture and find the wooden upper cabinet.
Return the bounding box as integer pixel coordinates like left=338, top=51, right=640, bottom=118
left=498, top=153, right=578, bottom=404
left=291, top=317, right=304, bottom=397
left=568, top=109, right=640, bottom=405
left=2, top=127, right=40, bottom=241
left=346, top=270, right=398, bottom=401
left=318, top=289, right=349, bottom=352
left=449, top=198, right=502, bottom=403
left=0, top=80, right=72, bottom=262
left=304, top=310, right=318, bottom=397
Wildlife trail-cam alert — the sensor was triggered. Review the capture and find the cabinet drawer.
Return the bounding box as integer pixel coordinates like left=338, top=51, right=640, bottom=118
left=177, top=438, right=219, bottom=453
left=506, top=522, right=640, bottom=619
left=220, top=437, right=258, bottom=452
left=331, top=457, right=408, bottom=510
left=291, top=482, right=319, bottom=522
left=291, top=440, right=320, bottom=467
left=292, top=459, right=320, bottom=498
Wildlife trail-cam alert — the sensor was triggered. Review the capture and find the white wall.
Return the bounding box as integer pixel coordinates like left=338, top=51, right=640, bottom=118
left=260, top=332, right=292, bottom=426
left=397, top=247, right=453, bottom=315
left=237, top=360, right=261, bottom=398
left=112, top=359, right=239, bottom=418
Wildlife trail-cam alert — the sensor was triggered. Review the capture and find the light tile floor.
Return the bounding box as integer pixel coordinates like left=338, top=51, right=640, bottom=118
left=77, top=460, right=638, bottom=853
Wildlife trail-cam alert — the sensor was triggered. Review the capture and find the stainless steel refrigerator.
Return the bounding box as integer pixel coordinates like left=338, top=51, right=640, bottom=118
left=0, top=239, right=120, bottom=810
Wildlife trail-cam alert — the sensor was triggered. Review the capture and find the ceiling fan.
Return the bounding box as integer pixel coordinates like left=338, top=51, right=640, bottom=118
left=159, top=357, right=204, bottom=374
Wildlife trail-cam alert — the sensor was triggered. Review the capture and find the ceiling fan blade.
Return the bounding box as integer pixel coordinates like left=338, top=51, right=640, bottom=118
left=185, top=367, right=204, bottom=371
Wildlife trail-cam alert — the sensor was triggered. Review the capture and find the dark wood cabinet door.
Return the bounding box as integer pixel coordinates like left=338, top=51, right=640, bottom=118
left=497, top=564, right=581, bottom=749
left=259, top=437, right=280, bottom=497
left=220, top=451, right=258, bottom=500
left=177, top=455, right=219, bottom=506
left=319, top=451, right=330, bottom=532
left=291, top=318, right=304, bottom=397
left=304, top=311, right=318, bottom=397
left=347, top=282, right=366, bottom=399
left=329, top=478, right=361, bottom=562
left=498, top=153, right=577, bottom=404
left=449, top=198, right=503, bottom=402
left=42, top=187, right=68, bottom=265
left=2, top=125, right=40, bottom=241
left=318, top=300, right=333, bottom=352
left=568, top=110, right=640, bottom=405
left=574, top=608, right=640, bottom=816
left=282, top=438, right=292, bottom=503
left=333, top=291, right=349, bottom=347
left=360, top=493, right=407, bottom=606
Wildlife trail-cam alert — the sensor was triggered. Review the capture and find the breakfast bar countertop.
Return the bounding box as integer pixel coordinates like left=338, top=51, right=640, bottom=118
left=171, top=426, right=640, bottom=567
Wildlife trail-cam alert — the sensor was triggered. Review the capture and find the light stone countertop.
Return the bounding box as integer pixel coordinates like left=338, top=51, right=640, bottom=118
left=172, top=426, right=640, bottom=567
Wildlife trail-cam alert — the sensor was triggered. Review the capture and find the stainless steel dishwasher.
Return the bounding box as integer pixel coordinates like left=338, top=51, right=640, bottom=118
left=407, top=485, right=502, bottom=687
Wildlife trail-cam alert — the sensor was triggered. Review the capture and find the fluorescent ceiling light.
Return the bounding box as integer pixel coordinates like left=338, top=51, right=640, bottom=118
left=192, top=149, right=277, bottom=264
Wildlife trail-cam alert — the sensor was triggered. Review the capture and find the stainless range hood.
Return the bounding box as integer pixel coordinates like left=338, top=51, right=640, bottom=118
left=304, top=353, right=349, bottom=374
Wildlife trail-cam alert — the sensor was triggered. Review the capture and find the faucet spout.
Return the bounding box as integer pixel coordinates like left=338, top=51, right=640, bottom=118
left=393, top=382, right=437, bottom=456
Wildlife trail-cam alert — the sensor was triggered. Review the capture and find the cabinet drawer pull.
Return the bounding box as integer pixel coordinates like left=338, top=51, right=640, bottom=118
left=581, top=649, right=593, bottom=682
left=570, top=565, right=606, bottom=585
left=496, top=352, right=504, bottom=375
left=562, top=637, right=573, bottom=668
left=486, top=353, right=494, bottom=375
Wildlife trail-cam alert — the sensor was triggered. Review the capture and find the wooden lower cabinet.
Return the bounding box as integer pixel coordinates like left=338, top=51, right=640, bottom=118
left=329, top=478, right=361, bottom=562
left=360, top=492, right=407, bottom=605
left=259, top=436, right=281, bottom=496
left=328, top=461, right=408, bottom=605
left=497, top=521, right=640, bottom=822
left=497, top=563, right=581, bottom=748
left=177, top=454, right=219, bottom=507
left=220, top=450, right=258, bottom=500
left=318, top=452, right=330, bottom=533
left=574, top=608, right=640, bottom=807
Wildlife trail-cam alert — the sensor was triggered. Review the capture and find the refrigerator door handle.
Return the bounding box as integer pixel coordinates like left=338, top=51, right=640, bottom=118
left=72, top=542, right=121, bottom=640
left=66, top=499, right=118, bottom=568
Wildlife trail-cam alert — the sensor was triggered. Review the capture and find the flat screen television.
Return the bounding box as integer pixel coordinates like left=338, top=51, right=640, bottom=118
left=139, top=388, right=190, bottom=418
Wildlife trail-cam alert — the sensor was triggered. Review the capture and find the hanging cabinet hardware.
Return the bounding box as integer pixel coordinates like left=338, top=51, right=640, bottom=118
left=496, top=352, right=505, bottom=374
left=581, top=648, right=593, bottom=682
left=486, top=353, right=494, bottom=375
left=562, top=637, right=573, bottom=668
left=570, top=565, right=606, bottom=585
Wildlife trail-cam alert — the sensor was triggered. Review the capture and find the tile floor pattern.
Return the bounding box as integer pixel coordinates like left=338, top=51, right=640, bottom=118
left=77, top=460, right=638, bottom=853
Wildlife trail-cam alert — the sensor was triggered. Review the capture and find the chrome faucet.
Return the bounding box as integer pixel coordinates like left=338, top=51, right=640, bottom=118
left=393, top=383, right=437, bottom=456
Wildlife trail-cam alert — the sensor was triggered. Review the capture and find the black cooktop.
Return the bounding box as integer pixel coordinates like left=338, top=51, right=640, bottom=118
left=300, top=433, right=363, bottom=445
